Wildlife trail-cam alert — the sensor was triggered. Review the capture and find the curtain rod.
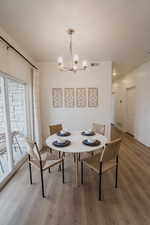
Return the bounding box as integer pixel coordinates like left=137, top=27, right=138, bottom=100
left=0, top=35, right=38, bottom=70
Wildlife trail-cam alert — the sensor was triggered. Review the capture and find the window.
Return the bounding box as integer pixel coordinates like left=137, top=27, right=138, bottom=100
left=0, top=73, right=28, bottom=183
left=0, top=77, right=9, bottom=181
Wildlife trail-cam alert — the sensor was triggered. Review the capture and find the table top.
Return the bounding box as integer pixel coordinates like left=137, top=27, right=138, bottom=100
left=46, top=131, right=107, bottom=153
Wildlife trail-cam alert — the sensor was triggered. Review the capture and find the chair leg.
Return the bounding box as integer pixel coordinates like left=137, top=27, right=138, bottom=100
left=81, top=161, right=84, bottom=184
left=28, top=155, right=32, bottom=184
left=115, top=156, right=118, bottom=188
left=99, top=162, right=102, bottom=201
left=58, top=152, right=61, bottom=171
left=40, top=163, right=45, bottom=198
left=62, top=159, right=64, bottom=184
left=48, top=167, right=51, bottom=173
left=78, top=153, right=80, bottom=161
left=73, top=153, right=76, bottom=162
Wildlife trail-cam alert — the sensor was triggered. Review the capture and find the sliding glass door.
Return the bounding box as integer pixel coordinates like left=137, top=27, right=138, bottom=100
left=8, top=79, right=27, bottom=165
left=0, top=77, right=9, bottom=181
left=0, top=73, right=28, bottom=183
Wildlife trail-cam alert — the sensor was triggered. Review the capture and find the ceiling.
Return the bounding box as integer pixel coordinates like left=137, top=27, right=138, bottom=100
left=0, top=0, right=150, bottom=76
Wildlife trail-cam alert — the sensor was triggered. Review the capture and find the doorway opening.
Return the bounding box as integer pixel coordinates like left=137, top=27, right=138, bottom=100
left=126, top=86, right=136, bottom=136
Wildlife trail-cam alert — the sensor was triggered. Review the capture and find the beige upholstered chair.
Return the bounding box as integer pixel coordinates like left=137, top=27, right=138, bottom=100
left=81, top=138, right=122, bottom=200
left=49, top=124, right=63, bottom=135
left=23, top=136, right=65, bottom=198
left=92, top=123, right=105, bottom=136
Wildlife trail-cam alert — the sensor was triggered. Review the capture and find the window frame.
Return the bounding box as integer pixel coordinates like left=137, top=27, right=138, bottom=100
left=0, top=71, right=32, bottom=189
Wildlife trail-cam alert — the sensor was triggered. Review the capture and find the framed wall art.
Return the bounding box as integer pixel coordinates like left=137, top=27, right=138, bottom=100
left=52, top=88, right=63, bottom=108
left=88, top=88, right=98, bottom=107
left=76, top=88, right=87, bottom=108
left=64, top=88, right=75, bottom=108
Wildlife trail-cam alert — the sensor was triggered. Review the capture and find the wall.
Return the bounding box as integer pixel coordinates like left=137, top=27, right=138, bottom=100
left=39, top=61, right=112, bottom=143
left=0, top=25, right=35, bottom=83
left=113, top=61, right=150, bottom=147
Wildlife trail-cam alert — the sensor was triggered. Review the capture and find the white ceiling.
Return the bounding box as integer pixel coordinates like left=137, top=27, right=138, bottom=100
left=0, top=0, right=150, bottom=75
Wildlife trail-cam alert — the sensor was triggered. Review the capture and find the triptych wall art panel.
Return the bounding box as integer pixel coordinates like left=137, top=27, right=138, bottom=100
left=52, top=88, right=98, bottom=108
left=88, top=88, right=98, bottom=107
left=76, top=88, right=87, bottom=108
left=64, top=88, right=75, bottom=108
left=52, top=88, right=63, bottom=108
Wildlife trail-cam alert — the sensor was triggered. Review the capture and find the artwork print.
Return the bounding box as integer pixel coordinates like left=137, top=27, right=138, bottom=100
left=52, top=88, right=63, bottom=108
left=76, top=88, right=87, bottom=107
left=88, top=88, right=98, bottom=107
left=64, top=88, right=75, bottom=108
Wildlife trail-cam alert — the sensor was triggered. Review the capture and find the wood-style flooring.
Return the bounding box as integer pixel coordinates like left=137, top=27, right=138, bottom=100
left=0, top=127, right=150, bottom=225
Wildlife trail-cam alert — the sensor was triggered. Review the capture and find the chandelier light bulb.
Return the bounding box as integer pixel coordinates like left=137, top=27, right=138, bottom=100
left=57, top=56, right=63, bottom=66
left=73, top=54, right=79, bottom=64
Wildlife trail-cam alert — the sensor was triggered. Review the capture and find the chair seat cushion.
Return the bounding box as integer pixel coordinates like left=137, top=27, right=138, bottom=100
left=84, top=153, right=116, bottom=174
left=30, top=151, right=63, bottom=170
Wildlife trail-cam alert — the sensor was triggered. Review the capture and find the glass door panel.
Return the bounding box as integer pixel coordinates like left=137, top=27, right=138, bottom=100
left=7, top=79, right=27, bottom=165
left=0, top=77, right=9, bottom=182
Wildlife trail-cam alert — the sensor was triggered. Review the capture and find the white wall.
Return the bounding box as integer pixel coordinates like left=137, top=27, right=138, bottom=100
left=0, top=25, right=35, bottom=83
left=113, top=61, right=150, bottom=147
left=39, top=61, right=112, bottom=143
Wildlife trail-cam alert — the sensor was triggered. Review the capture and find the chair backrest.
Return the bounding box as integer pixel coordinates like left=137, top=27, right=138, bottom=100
left=100, top=138, right=122, bottom=162
left=92, top=123, right=105, bottom=135
left=22, top=136, right=41, bottom=161
left=49, top=124, right=63, bottom=135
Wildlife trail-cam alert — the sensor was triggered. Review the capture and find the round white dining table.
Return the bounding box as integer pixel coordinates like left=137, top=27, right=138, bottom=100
left=46, top=131, right=107, bottom=186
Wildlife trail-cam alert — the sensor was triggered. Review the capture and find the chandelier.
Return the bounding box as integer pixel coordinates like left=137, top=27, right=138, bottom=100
left=57, top=28, right=88, bottom=73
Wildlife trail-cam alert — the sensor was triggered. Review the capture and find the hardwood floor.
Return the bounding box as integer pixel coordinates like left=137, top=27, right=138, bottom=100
left=0, top=127, right=150, bottom=225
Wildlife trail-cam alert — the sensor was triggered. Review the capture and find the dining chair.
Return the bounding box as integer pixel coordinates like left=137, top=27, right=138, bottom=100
left=23, top=136, right=65, bottom=198
left=49, top=124, right=63, bottom=135
left=81, top=138, right=122, bottom=201
left=92, top=123, right=105, bottom=136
